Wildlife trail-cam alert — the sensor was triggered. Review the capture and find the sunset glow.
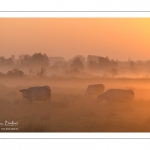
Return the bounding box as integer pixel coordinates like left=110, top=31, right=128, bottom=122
left=2, top=18, right=150, bottom=132
left=1, top=18, right=150, bottom=60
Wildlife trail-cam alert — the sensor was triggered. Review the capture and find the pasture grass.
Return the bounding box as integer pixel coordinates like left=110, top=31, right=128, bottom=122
left=1, top=78, right=150, bottom=132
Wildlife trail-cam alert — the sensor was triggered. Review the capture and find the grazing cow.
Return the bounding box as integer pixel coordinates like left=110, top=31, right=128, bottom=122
left=85, top=84, right=105, bottom=96
left=20, top=86, right=51, bottom=102
left=96, top=89, right=134, bottom=103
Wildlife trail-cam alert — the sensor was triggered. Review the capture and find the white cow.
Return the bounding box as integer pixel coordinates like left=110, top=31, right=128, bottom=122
left=85, top=84, right=105, bottom=96
left=96, top=89, right=134, bottom=103
left=20, top=86, right=51, bottom=102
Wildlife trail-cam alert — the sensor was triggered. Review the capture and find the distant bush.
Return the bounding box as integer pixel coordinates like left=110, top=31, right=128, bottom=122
left=28, top=67, right=47, bottom=78
left=7, top=68, right=24, bottom=77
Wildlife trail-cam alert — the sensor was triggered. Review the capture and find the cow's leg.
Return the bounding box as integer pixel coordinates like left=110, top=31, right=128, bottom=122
left=47, top=92, right=51, bottom=102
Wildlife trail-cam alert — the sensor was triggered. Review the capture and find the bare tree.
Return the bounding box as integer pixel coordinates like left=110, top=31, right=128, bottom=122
left=110, top=68, right=118, bottom=77
left=36, top=67, right=47, bottom=77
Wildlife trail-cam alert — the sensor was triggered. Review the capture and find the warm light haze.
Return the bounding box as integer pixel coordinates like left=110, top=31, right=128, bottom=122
left=1, top=18, right=150, bottom=132
left=1, top=18, right=150, bottom=61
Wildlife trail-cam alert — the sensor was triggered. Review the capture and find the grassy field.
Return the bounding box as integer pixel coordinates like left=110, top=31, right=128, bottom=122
left=1, top=77, right=150, bottom=132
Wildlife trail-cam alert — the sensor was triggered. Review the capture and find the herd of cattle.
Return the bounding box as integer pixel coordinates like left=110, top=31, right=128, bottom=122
left=19, top=84, right=135, bottom=103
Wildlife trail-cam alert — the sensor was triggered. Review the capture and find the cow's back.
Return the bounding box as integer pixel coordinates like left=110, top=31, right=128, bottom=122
left=86, top=84, right=105, bottom=96
left=27, top=86, right=51, bottom=101
left=101, top=89, right=134, bottom=102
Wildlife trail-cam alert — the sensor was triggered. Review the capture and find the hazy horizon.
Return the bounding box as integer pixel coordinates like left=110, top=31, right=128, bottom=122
left=1, top=18, right=150, bottom=61
left=2, top=53, right=150, bottom=62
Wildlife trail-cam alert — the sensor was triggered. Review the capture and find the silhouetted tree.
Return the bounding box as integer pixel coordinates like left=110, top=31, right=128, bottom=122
left=129, top=60, right=136, bottom=72
left=18, top=54, right=31, bottom=66
left=0, top=57, right=14, bottom=68
left=87, top=55, right=99, bottom=63
left=36, top=67, right=47, bottom=77
left=17, top=53, right=49, bottom=69
left=110, top=68, right=118, bottom=77
left=98, top=56, right=111, bottom=69
left=111, top=59, right=118, bottom=68
left=28, top=69, right=35, bottom=77
left=88, top=60, right=98, bottom=70
left=70, top=57, right=84, bottom=71
left=74, top=55, right=86, bottom=65
left=31, top=53, right=49, bottom=68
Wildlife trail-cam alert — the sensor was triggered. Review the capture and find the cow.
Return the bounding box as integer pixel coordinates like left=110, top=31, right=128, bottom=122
left=20, top=86, right=51, bottom=102
left=85, top=84, right=105, bottom=96
left=96, top=89, right=134, bottom=103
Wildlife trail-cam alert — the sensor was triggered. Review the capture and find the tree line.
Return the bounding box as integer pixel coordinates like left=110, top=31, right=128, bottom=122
left=0, top=53, right=150, bottom=78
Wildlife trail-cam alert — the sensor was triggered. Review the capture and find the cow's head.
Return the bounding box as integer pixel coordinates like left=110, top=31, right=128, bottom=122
left=19, top=89, right=29, bottom=98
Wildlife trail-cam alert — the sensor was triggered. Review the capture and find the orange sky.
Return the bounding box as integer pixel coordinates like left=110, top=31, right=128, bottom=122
left=0, top=18, right=150, bottom=61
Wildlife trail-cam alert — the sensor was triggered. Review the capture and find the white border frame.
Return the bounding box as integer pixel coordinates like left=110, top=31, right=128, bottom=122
left=1, top=12, right=150, bottom=18
left=1, top=1, right=150, bottom=138
left=1, top=133, right=150, bottom=138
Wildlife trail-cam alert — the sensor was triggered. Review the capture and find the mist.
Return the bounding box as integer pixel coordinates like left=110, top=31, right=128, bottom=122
left=1, top=53, right=150, bottom=78
left=1, top=53, right=150, bottom=132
